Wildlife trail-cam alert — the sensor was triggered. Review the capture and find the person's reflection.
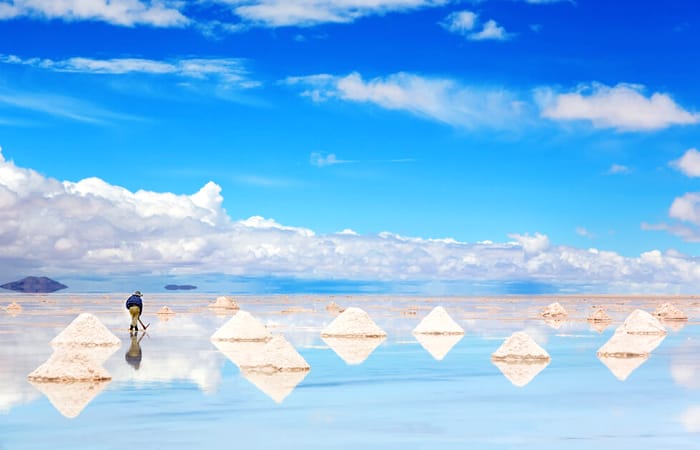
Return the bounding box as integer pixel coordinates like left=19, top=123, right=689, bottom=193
left=125, top=332, right=144, bottom=370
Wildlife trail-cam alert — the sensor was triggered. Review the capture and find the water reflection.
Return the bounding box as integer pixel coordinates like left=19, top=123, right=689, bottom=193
left=597, top=327, right=667, bottom=381
left=598, top=355, right=649, bottom=381
left=28, top=379, right=110, bottom=419
left=241, top=368, right=310, bottom=404
left=125, top=333, right=144, bottom=370
left=414, top=334, right=462, bottom=361
left=492, top=360, right=550, bottom=387
left=322, top=336, right=385, bottom=365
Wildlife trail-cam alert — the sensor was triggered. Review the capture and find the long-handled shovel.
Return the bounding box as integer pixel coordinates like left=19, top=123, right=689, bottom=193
left=138, top=317, right=150, bottom=331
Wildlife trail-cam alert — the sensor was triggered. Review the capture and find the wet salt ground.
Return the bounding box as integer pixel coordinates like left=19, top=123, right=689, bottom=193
left=2, top=294, right=700, bottom=449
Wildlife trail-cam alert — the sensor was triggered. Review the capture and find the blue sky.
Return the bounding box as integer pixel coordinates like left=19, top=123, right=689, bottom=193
left=1, top=0, right=700, bottom=293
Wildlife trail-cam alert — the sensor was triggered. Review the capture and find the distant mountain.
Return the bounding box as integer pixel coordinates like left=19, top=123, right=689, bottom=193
left=1, top=276, right=68, bottom=293
left=164, top=284, right=197, bottom=291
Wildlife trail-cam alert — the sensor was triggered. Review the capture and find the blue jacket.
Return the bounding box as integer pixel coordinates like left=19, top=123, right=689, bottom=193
left=125, top=295, right=143, bottom=311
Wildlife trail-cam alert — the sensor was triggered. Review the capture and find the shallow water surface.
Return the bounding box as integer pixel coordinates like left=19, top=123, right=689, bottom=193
left=1, top=294, right=700, bottom=449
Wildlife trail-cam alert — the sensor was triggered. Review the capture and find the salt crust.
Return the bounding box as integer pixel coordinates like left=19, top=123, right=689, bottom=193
left=241, top=368, right=309, bottom=404
left=491, top=331, right=550, bottom=361
left=213, top=335, right=309, bottom=371
left=320, top=307, right=387, bottom=338
left=541, top=302, right=567, bottom=318
left=157, top=306, right=175, bottom=315
left=617, top=309, right=667, bottom=335
left=27, top=349, right=112, bottom=382
left=29, top=379, right=110, bottom=418
left=412, top=306, right=464, bottom=335
left=322, top=336, right=385, bottom=365
left=588, top=308, right=612, bottom=323
left=414, top=334, right=463, bottom=361
left=50, top=313, right=121, bottom=347
left=208, top=296, right=240, bottom=310
left=654, top=303, right=688, bottom=321
left=210, top=310, right=272, bottom=341
left=492, top=360, right=549, bottom=387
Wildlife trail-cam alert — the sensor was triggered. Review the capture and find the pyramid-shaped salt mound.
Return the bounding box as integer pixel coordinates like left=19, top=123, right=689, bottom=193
left=6, top=302, right=22, bottom=314
left=321, top=307, right=386, bottom=337
left=415, top=334, right=463, bottom=361
left=617, top=309, right=666, bottom=335
left=492, top=360, right=549, bottom=387
left=213, top=340, right=267, bottom=368
left=157, top=306, right=175, bottom=315
left=29, top=379, right=110, bottom=418
left=211, top=310, right=272, bottom=341
left=51, top=313, right=120, bottom=347
left=412, top=306, right=464, bottom=335
left=588, top=308, right=611, bottom=323
left=28, top=349, right=112, bottom=381
left=208, top=296, right=239, bottom=310
left=597, top=331, right=666, bottom=357
left=491, top=332, right=550, bottom=361
left=241, top=368, right=309, bottom=404
left=214, top=335, right=309, bottom=371
left=322, top=336, right=385, bottom=365
left=598, top=355, right=648, bottom=381
left=326, top=301, right=344, bottom=315
left=541, top=302, right=567, bottom=318
left=654, top=303, right=688, bottom=321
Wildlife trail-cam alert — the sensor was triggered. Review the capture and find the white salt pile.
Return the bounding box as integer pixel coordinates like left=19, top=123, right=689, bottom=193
left=28, top=350, right=112, bottom=382
left=157, top=306, right=176, bottom=315
left=321, top=307, right=387, bottom=338
left=414, top=334, right=463, bottom=361
left=208, top=296, right=240, bottom=310
left=28, top=379, right=110, bottom=419
left=322, top=336, right=385, bottom=365
left=6, top=302, right=22, bottom=313
left=492, top=360, right=550, bottom=387
left=213, top=340, right=266, bottom=368
left=617, top=309, right=667, bottom=335
left=412, top=306, right=464, bottom=335
left=588, top=308, right=612, bottom=323
left=241, top=368, right=310, bottom=404
left=491, top=332, right=550, bottom=361
left=541, top=302, right=567, bottom=318
left=326, top=301, right=345, bottom=315
left=51, top=313, right=121, bottom=347
left=654, top=303, right=688, bottom=321
left=213, top=335, right=309, bottom=372
left=211, top=310, right=272, bottom=341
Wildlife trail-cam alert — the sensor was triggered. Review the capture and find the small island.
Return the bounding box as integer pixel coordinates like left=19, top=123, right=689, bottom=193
left=1, top=276, right=68, bottom=293
left=164, top=284, right=197, bottom=291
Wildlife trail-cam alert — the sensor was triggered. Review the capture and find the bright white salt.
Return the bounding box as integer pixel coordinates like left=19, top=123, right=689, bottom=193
left=210, top=310, right=272, bottom=341
left=321, top=307, right=387, bottom=337
left=491, top=331, right=550, bottom=361
left=27, top=349, right=112, bottom=382
left=541, top=302, right=567, bottom=318
left=412, top=306, right=464, bottom=335
left=654, top=303, right=688, bottom=320
left=322, top=336, right=385, bottom=365
left=50, top=313, right=121, bottom=347
left=208, top=296, right=239, bottom=310
left=617, top=309, right=667, bottom=335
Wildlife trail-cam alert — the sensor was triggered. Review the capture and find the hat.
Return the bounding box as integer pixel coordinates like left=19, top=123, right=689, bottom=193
left=134, top=291, right=142, bottom=296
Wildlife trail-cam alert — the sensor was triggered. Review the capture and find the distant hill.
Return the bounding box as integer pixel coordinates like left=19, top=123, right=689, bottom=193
left=164, top=284, right=197, bottom=291
left=1, top=276, right=68, bottom=293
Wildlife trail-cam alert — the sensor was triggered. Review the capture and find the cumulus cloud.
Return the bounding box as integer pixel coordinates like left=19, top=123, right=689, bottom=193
left=218, top=0, right=447, bottom=27
left=606, top=163, right=630, bottom=175
left=671, top=148, right=700, bottom=177
left=0, top=0, right=188, bottom=27
left=5, top=147, right=700, bottom=291
left=286, top=71, right=525, bottom=129
left=538, top=83, right=699, bottom=131
left=441, top=11, right=512, bottom=41
left=0, top=54, right=258, bottom=88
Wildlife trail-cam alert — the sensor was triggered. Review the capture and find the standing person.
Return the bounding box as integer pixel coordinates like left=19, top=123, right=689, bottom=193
left=125, top=291, right=143, bottom=333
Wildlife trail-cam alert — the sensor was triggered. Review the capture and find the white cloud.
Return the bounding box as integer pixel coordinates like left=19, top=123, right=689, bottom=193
left=0, top=54, right=257, bottom=88
left=680, top=406, right=700, bottom=433
left=0, top=0, right=188, bottom=27
left=4, top=147, right=700, bottom=290
left=441, top=11, right=511, bottom=41
left=606, top=163, right=630, bottom=175
left=287, top=71, right=525, bottom=129
left=575, top=227, right=594, bottom=238
left=468, top=19, right=511, bottom=41
left=671, top=148, right=700, bottom=177
left=218, top=0, right=447, bottom=27
left=538, top=83, right=699, bottom=131
left=310, top=152, right=349, bottom=167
